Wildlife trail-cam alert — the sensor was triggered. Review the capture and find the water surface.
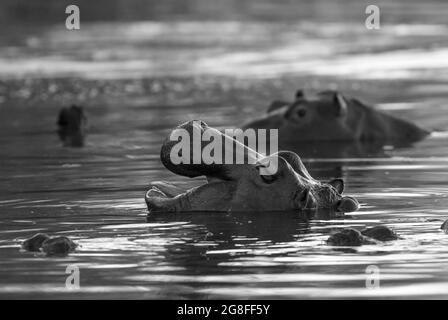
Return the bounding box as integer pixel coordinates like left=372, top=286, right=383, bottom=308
left=1, top=0, right=448, bottom=299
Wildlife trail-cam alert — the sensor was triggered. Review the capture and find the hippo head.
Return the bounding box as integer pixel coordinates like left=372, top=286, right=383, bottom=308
left=145, top=120, right=359, bottom=213
left=242, top=90, right=358, bottom=141
left=57, top=105, right=87, bottom=147
left=242, top=90, right=429, bottom=143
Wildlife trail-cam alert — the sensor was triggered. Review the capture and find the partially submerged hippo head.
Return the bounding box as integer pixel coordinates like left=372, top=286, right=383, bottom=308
left=145, top=120, right=359, bottom=213
left=242, top=90, right=429, bottom=143
left=22, top=233, right=78, bottom=256
left=57, top=105, right=87, bottom=147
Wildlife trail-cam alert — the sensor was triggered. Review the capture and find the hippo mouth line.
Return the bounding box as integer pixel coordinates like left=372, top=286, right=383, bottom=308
left=145, top=168, right=359, bottom=214
left=145, top=180, right=236, bottom=213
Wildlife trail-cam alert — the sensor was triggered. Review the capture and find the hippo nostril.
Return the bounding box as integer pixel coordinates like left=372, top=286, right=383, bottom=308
left=337, top=196, right=359, bottom=212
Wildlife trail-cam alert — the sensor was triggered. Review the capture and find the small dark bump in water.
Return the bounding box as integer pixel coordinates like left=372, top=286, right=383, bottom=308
left=22, top=234, right=77, bottom=256
left=441, top=219, right=448, bottom=233
left=41, top=237, right=78, bottom=256
left=21, top=233, right=50, bottom=252
left=327, top=228, right=373, bottom=247
left=327, top=226, right=401, bottom=247
left=361, top=226, right=399, bottom=241
left=57, top=105, right=87, bottom=147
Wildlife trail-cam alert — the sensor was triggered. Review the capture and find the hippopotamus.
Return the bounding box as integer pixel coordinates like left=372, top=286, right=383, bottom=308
left=145, top=120, right=359, bottom=213
left=327, top=226, right=400, bottom=246
left=57, top=105, right=87, bottom=147
left=22, top=233, right=78, bottom=256
left=242, top=90, right=430, bottom=145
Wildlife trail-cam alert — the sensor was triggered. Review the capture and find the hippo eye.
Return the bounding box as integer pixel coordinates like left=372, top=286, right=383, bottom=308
left=297, top=109, right=306, bottom=118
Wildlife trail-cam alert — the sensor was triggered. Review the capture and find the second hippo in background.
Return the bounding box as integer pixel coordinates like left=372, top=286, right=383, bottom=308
left=57, top=105, right=87, bottom=147
left=242, top=90, right=430, bottom=146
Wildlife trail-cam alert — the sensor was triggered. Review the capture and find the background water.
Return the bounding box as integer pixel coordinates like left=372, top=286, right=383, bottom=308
left=1, top=0, right=448, bottom=299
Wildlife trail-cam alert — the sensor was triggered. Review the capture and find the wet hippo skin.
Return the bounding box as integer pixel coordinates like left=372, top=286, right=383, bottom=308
left=145, top=120, right=359, bottom=213
left=242, top=90, right=430, bottom=145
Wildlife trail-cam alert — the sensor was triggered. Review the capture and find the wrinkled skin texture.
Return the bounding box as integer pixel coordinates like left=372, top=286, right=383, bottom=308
left=145, top=120, right=359, bottom=213
left=242, top=90, right=430, bottom=144
left=57, top=105, right=87, bottom=147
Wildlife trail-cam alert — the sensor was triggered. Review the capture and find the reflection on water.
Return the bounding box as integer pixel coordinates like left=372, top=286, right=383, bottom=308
left=1, top=0, right=448, bottom=299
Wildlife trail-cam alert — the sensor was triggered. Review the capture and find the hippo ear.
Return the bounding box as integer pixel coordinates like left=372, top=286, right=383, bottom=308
left=57, top=108, right=69, bottom=126
left=329, top=178, right=344, bottom=194
left=267, top=100, right=289, bottom=113
left=334, top=93, right=348, bottom=117
left=295, top=89, right=304, bottom=100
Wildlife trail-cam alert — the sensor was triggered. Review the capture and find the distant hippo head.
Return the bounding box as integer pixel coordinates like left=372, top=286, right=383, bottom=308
left=242, top=90, right=429, bottom=143
left=57, top=105, right=87, bottom=147
left=145, top=120, right=359, bottom=213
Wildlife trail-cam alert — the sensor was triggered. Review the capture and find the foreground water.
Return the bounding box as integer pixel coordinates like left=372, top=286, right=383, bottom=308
left=1, top=0, right=448, bottom=299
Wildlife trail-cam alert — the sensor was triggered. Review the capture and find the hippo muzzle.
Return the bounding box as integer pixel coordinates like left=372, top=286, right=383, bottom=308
left=145, top=120, right=359, bottom=213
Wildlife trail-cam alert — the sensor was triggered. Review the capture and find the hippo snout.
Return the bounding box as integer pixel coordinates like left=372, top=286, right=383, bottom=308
left=336, top=196, right=359, bottom=213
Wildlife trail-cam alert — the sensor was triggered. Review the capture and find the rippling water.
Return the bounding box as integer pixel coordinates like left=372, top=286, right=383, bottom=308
left=1, top=0, right=448, bottom=299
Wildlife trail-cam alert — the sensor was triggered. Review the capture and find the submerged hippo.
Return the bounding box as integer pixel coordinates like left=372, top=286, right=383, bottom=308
left=57, top=105, right=87, bottom=147
left=145, top=120, right=359, bottom=213
left=22, top=233, right=78, bottom=256
left=242, top=90, right=429, bottom=144
left=327, top=226, right=400, bottom=247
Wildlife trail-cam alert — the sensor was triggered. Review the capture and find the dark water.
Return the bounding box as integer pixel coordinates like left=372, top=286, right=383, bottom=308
left=1, top=0, right=448, bottom=299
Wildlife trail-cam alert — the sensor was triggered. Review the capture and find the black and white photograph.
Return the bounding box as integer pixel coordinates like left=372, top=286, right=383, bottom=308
left=0, top=0, right=448, bottom=304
